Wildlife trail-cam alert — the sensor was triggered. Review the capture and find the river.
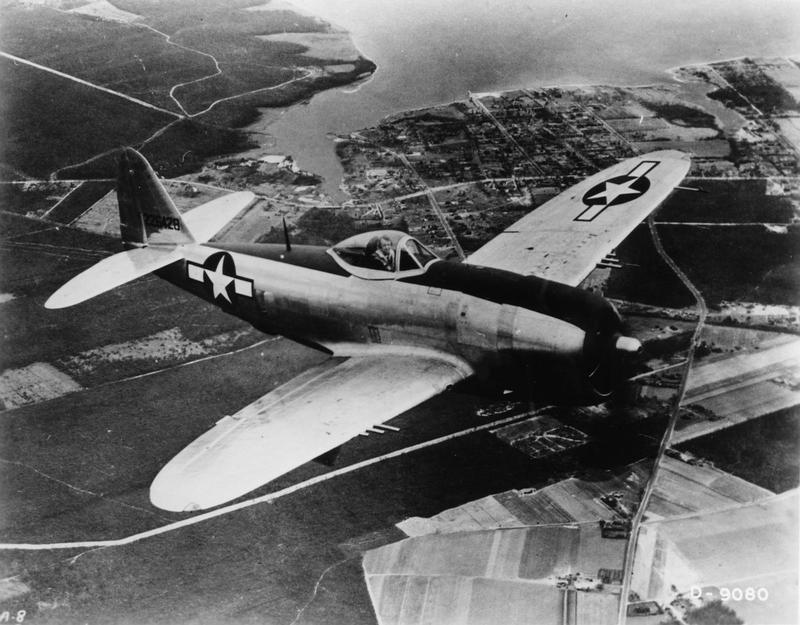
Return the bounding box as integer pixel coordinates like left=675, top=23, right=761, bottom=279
left=251, top=0, right=800, bottom=201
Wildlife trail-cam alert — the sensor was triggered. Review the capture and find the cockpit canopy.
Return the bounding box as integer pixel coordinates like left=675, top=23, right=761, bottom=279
left=330, top=230, right=439, bottom=278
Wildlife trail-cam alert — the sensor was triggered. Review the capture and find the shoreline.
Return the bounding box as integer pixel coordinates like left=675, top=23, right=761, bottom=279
left=232, top=3, right=799, bottom=205
left=447, top=53, right=795, bottom=104
left=340, top=65, right=378, bottom=94
left=350, top=51, right=800, bottom=129
left=244, top=58, right=737, bottom=202
left=367, top=68, right=720, bottom=130
left=665, top=52, right=800, bottom=75
left=299, top=52, right=800, bottom=142
left=182, top=4, right=377, bottom=195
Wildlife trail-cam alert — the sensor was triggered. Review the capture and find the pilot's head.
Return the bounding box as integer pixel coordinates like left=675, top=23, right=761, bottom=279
left=366, top=237, right=380, bottom=255
left=378, top=236, right=393, bottom=256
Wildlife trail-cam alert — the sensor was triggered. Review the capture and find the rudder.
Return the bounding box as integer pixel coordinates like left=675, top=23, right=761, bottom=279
left=117, top=147, right=194, bottom=246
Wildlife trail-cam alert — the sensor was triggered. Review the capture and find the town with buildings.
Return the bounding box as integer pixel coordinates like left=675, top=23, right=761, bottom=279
left=329, top=57, right=799, bottom=255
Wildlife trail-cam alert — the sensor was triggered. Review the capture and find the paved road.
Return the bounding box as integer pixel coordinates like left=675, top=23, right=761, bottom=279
left=394, top=151, right=466, bottom=259
left=135, top=23, right=222, bottom=116
left=469, top=93, right=545, bottom=175
left=616, top=216, right=709, bottom=625
left=0, top=51, right=180, bottom=118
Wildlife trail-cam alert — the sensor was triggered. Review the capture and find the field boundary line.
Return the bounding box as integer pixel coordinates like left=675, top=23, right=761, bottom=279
left=0, top=51, right=181, bottom=118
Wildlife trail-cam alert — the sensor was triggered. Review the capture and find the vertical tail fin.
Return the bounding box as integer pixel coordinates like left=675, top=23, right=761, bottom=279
left=117, top=148, right=194, bottom=246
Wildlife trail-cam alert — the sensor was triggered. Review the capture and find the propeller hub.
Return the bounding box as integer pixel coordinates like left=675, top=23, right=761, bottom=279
left=615, top=336, right=642, bottom=355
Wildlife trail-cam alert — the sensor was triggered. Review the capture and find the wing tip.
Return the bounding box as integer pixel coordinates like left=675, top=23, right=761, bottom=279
left=44, top=285, right=85, bottom=309
left=150, top=470, right=208, bottom=512
left=43, top=294, right=63, bottom=310
left=43, top=297, right=66, bottom=310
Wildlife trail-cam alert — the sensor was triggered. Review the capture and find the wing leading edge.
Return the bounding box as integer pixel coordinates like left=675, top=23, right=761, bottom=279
left=150, top=352, right=473, bottom=511
left=466, top=150, right=691, bottom=286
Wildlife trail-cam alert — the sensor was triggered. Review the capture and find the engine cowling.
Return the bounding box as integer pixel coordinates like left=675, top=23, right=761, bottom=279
left=583, top=331, right=642, bottom=398
left=505, top=302, right=642, bottom=405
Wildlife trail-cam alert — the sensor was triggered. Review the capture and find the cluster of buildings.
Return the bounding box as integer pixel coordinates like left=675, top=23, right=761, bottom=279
left=685, top=57, right=800, bottom=177
left=334, top=56, right=798, bottom=252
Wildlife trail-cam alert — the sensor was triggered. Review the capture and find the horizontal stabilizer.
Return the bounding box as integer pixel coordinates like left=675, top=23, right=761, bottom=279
left=45, top=246, right=184, bottom=309
left=182, top=191, right=255, bottom=243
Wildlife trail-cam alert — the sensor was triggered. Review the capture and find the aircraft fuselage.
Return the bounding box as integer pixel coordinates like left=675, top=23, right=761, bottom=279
left=154, top=240, right=626, bottom=404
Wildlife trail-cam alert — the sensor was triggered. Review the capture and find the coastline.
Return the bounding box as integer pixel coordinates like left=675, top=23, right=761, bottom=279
left=666, top=52, right=800, bottom=75
left=236, top=55, right=757, bottom=203
left=223, top=0, right=800, bottom=207
left=351, top=63, right=727, bottom=132
left=340, top=65, right=378, bottom=94
left=470, top=53, right=797, bottom=99
left=203, top=4, right=376, bottom=188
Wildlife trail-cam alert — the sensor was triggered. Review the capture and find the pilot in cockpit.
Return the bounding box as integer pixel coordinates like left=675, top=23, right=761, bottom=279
left=366, top=235, right=395, bottom=271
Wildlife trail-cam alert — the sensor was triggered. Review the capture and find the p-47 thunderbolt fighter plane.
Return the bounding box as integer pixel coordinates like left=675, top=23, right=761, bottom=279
left=47, top=148, right=690, bottom=512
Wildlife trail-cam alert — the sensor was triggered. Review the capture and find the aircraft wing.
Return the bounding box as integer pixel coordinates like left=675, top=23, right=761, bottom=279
left=150, top=352, right=473, bottom=511
left=465, top=150, right=691, bottom=286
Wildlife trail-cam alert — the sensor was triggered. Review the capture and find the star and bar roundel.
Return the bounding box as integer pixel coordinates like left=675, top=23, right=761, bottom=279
left=575, top=160, right=658, bottom=222
left=187, top=252, right=253, bottom=305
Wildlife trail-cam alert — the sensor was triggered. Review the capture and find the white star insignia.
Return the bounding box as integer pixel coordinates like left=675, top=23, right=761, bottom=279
left=585, top=178, right=642, bottom=205
left=205, top=258, right=234, bottom=302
